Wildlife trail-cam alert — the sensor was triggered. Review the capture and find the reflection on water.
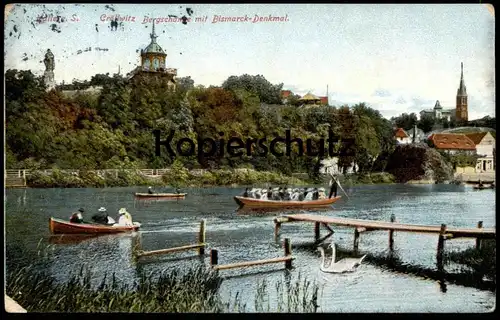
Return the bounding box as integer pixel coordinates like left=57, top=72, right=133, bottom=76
left=5, top=184, right=496, bottom=312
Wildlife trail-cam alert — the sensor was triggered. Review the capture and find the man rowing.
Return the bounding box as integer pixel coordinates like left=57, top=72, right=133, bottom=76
left=91, top=207, right=116, bottom=225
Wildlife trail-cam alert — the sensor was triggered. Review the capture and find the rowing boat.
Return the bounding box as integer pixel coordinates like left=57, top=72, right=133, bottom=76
left=134, top=193, right=186, bottom=199
left=49, top=217, right=140, bottom=235
left=473, top=184, right=494, bottom=190
left=234, top=196, right=342, bottom=209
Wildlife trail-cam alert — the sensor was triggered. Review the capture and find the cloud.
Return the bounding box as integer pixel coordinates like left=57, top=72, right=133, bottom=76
left=372, top=89, right=392, bottom=97
left=395, top=96, right=406, bottom=104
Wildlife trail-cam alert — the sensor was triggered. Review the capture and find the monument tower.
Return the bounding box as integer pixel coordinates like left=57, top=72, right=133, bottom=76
left=43, top=49, right=56, bottom=92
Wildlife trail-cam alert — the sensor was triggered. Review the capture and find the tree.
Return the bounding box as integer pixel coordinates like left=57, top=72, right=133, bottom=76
left=162, top=159, right=189, bottom=188
left=417, top=114, right=435, bottom=133
left=285, top=93, right=301, bottom=106
left=390, top=112, right=418, bottom=131
left=222, top=74, right=283, bottom=104
left=176, top=76, right=195, bottom=92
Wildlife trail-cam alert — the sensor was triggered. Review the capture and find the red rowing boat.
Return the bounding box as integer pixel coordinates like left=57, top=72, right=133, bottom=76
left=49, top=217, right=140, bottom=235
left=234, top=196, right=342, bottom=209
left=134, top=193, right=186, bottom=199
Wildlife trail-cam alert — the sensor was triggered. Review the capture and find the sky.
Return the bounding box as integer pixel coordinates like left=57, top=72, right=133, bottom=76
left=4, top=4, right=495, bottom=120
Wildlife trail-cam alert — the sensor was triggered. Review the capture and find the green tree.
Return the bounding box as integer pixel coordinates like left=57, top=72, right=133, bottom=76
left=163, top=159, right=189, bottom=188
left=418, top=113, right=435, bottom=133
left=222, top=74, right=283, bottom=104
left=391, top=112, right=418, bottom=131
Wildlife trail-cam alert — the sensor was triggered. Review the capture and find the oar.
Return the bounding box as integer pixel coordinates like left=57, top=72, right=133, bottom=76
left=330, top=173, right=350, bottom=200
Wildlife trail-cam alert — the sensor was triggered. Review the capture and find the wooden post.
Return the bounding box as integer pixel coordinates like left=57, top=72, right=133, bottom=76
left=389, top=214, right=395, bottom=250
left=436, top=224, right=446, bottom=270
left=274, top=219, right=281, bottom=238
left=198, top=219, right=206, bottom=255
left=353, top=228, right=360, bottom=252
left=314, top=222, right=320, bottom=242
left=476, top=221, right=483, bottom=250
left=284, top=238, right=292, bottom=269
left=210, top=249, right=218, bottom=267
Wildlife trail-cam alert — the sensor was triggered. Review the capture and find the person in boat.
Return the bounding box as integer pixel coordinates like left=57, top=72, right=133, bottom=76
left=312, top=187, right=319, bottom=200
left=318, top=187, right=326, bottom=199
left=253, top=188, right=261, bottom=199
left=329, top=179, right=338, bottom=198
left=304, top=188, right=315, bottom=201
left=278, top=187, right=285, bottom=200
left=70, top=208, right=85, bottom=223
left=267, top=188, right=273, bottom=200
left=260, top=189, right=268, bottom=200
left=290, top=189, right=299, bottom=201
left=115, top=208, right=134, bottom=227
left=242, top=187, right=250, bottom=198
left=478, top=179, right=484, bottom=188
left=91, top=207, right=116, bottom=225
left=298, top=188, right=305, bottom=201
left=283, top=188, right=291, bottom=201
left=272, top=187, right=281, bottom=200
left=148, top=186, right=155, bottom=194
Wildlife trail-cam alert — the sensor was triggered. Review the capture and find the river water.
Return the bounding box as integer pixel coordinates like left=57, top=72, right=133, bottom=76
left=5, top=184, right=496, bottom=312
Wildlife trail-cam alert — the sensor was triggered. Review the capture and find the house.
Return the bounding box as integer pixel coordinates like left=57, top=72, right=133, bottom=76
left=465, top=132, right=495, bottom=172
left=428, top=133, right=476, bottom=155
left=281, top=90, right=293, bottom=104
left=319, top=96, right=329, bottom=105
left=419, top=100, right=454, bottom=122
left=394, top=128, right=412, bottom=144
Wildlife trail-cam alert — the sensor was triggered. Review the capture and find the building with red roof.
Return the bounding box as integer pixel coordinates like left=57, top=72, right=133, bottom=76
left=394, top=128, right=411, bottom=144
left=428, top=133, right=476, bottom=155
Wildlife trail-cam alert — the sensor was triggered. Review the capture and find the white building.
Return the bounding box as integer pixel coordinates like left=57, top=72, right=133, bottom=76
left=465, top=132, right=496, bottom=172
left=420, top=100, right=454, bottom=121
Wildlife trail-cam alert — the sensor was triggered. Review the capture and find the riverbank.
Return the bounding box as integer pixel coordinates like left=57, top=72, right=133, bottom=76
left=25, top=168, right=309, bottom=188
left=6, top=265, right=320, bottom=312
left=22, top=168, right=396, bottom=189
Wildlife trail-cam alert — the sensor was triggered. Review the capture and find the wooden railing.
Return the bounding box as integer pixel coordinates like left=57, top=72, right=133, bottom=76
left=4, top=168, right=286, bottom=178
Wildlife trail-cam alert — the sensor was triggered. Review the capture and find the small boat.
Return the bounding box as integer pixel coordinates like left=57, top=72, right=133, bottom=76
left=49, top=217, right=141, bottom=235
left=134, top=192, right=186, bottom=199
left=473, top=184, right=494, bottom=190
left=234, top=195, right=342, bottom=209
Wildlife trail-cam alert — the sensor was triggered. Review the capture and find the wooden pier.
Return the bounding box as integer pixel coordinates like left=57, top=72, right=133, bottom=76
left=134, top=220, right=206, bottom=259
left=274, top=214, right=495, bottom=264
left=210, top=238, right=294, bottom=271
left=274, top=214, right=496, bottom=240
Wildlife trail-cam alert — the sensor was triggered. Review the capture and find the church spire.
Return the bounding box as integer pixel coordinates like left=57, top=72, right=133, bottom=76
left=457, top=62, right=467, bottom=96
left=150, top=21, right=157, bottom=43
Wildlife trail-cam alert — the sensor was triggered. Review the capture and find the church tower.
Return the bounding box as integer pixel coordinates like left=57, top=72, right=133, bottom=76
left=455, top=62, right=468, bottom=122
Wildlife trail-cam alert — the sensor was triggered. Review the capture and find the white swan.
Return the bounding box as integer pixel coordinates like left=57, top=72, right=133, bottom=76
left=317, top=244, right=366, bottom=273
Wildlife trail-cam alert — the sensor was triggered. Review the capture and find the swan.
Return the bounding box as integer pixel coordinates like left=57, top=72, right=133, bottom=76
left=317, top=243, right=366, bottom=273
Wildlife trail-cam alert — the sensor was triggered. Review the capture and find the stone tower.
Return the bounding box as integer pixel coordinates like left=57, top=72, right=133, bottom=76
left=43, top=49, right=56, bottom=92
left=455, top=62, right=468, bottom=122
